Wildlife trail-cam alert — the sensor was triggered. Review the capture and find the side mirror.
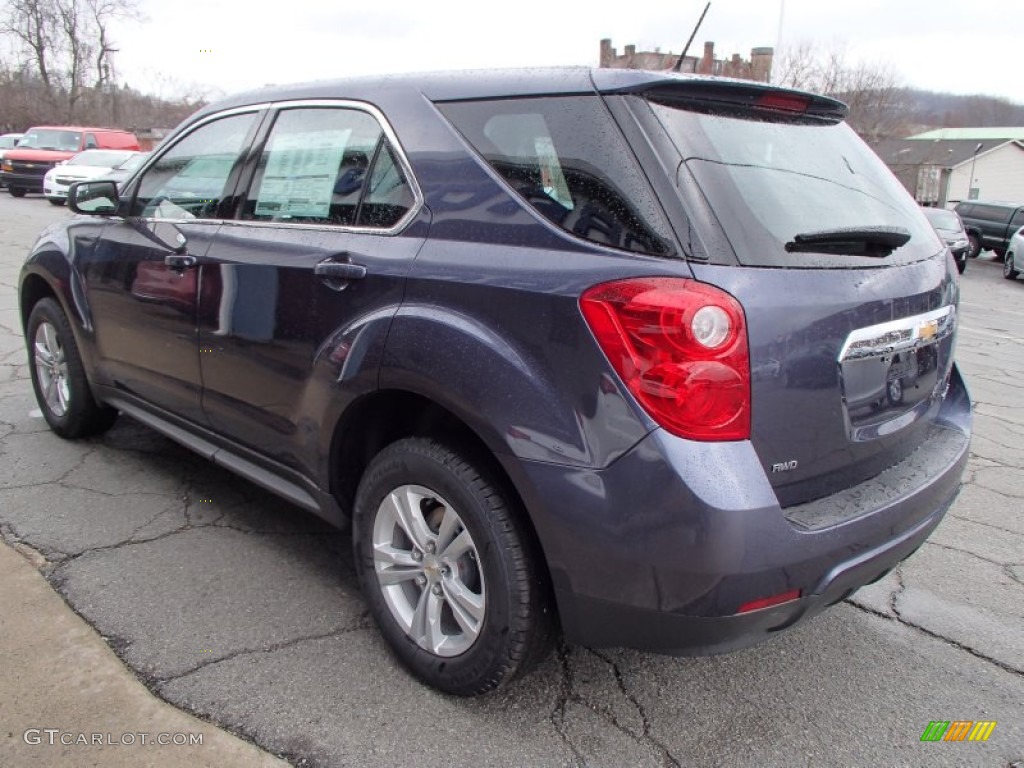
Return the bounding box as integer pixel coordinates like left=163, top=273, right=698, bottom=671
left=69, top=180, right=119, bottom=215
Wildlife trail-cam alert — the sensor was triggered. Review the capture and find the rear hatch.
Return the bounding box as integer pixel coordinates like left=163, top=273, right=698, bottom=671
left=619, top=81, right=958, bottom=507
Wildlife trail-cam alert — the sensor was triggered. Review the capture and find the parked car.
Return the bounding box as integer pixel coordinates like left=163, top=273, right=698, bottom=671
left=0, top=132, right=24, bottom=187
left=1004, top=226, right=1024, bottom=281
left=921, top=206, right=968, bottom=274
left=97, top=151, right=150, bottom=190
left=42, top=149, right=141, bottom=205
left=19, top=68, right=971, bottom=696
left=953, top=200, right=1024, bottom=260
left=1, top=126, right=139, bottom=197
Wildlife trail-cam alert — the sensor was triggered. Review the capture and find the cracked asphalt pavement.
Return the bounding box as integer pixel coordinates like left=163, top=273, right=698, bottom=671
left=1, top=197, right=1022, bottom=767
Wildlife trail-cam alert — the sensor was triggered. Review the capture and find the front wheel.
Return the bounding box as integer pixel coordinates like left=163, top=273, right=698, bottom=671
left=1004, top=253, right=1019, bottom=280
left=353, top=438, right=553, bottom=695
left=9, top=187, right=26, bottom=198
left=26, top=298, right=118, bottom=438
left=47, top=197, right=65, bottom=206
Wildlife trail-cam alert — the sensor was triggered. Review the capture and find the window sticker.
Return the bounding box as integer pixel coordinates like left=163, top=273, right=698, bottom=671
left=255, top=129, right=351, bottom=218
left=535, top=136, right=574, bottom=210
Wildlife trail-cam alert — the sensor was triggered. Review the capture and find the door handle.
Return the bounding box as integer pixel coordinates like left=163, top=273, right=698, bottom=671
left=314, top=260, right=367, bottom=281
left=165, top=253, right=196, bottom=271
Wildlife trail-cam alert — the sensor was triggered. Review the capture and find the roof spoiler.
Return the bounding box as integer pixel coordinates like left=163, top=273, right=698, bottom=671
left=614, top=79, right=849, bottom=124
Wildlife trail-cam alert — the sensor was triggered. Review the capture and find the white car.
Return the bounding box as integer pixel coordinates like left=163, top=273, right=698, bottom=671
left=43, top=149, right=141, bottom=205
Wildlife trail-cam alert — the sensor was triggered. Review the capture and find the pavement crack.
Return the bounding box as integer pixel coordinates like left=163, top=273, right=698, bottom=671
left=588, top=649, right=682, bottom=768
left=889, top=568, right=906, bottom=618
left=549, top=642, right=586, bottom=767
left=156, top=623, right=371, bottom=685
left=924, top=540, right=1011, bottom=568
left=947, top=513, right=1023, bottom=536
left=845, top=597, right=1023, bottom=678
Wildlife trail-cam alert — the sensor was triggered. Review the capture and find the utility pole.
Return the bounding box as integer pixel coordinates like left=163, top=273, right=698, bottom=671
left=967, top=142, right=983, bottom=200
left=772, top=0, right=785, bottom=84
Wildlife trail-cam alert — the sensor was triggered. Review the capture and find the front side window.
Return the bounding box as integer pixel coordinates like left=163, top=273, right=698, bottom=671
left=242, top=107, right=415, bottom=228
left=438, top=96, right=677, bottom=257
left=133, top=112, right=257, bottom=219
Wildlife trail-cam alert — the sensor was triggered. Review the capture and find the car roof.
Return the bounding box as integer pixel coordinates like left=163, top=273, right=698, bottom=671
left=25, top=125, right=133, bottom=132
left=194, top=66, right=840, bottom=122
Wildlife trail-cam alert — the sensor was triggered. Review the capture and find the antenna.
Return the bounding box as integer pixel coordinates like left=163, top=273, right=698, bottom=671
left=673, top=2, right=712, bottom=73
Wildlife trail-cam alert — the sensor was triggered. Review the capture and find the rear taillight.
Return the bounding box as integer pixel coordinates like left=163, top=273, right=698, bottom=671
left=580, top=277, right=750, bottom=441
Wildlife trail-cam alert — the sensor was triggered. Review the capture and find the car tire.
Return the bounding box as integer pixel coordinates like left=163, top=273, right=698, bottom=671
left=966, top=233, right=981, bottom=258
left=993, top=248, right=1006, bottom=263
left=48, top=198, right=65, bottom=206
left=353, top=437, right=553, bottom=695
left=9, top=187, right=26, bottom=198
left=1004, top=253, right=1019, bottom=281
left=26, top=298, right=118, bottom=439
left=956, top=257, right=966, bottom=275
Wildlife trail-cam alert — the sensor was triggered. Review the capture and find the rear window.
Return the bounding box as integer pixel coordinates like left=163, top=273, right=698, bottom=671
left=648, top=100, right=938, bottom=268
left=439, top=96, right=676, bottom=257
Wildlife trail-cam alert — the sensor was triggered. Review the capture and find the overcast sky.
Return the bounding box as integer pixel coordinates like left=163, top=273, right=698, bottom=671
left=112, top=0, right=1020, bottom=104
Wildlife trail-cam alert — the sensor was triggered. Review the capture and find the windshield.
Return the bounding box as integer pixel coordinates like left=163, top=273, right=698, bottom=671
left=0, top=136, right=20, bottom=149
left=922, top=208, right=962, bottom=232
left=18, top=129, right=82, bottom=151
left=114, top=153, right=147, bottom=171
left=648, top=100, right=939, bottom=267
left=67, top=150, right=133, bottom=167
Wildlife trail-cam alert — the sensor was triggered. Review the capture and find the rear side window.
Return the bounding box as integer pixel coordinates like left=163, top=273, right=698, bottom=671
left=439, top=96, right=676, bottom=257
left=969, top=204, right=1014, bottom=223
left=242, top=107, right=415, bottom=228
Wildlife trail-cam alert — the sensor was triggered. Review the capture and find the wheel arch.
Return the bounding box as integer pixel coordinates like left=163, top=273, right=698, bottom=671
left=19, top=271, right=59, bottom=333
left=328, top=388, right=557, bottom=614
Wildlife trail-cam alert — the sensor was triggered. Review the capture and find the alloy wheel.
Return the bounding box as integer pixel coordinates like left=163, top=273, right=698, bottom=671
left=372, top=484, right=485, bottom=657
left=33, top=322, right=70, bottom=417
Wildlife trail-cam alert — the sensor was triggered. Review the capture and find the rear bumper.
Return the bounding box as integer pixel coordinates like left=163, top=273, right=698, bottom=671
left=514, top=365, right=970, bottom=653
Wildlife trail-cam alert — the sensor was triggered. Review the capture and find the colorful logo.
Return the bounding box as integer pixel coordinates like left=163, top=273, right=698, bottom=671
left=920, top=721, right=996, bottom=742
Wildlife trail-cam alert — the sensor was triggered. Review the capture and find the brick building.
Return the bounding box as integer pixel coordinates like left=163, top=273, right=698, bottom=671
left=599, top=39, right=773, bottom=83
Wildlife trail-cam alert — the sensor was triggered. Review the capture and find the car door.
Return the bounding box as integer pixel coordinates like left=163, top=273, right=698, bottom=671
left=197, top=103, right=425, bottom=478
left=80, top=110, right=263, bottom=423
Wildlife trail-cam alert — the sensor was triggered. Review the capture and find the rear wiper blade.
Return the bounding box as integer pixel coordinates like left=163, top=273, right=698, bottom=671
left=785, top=225, right=911, bottom=257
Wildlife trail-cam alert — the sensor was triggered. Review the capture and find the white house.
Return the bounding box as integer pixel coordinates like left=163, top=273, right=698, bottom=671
left=875, top=128, right=1024, bottom=206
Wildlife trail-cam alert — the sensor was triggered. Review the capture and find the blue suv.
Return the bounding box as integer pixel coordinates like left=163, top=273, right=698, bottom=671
left=19, top=68, right=971, bottom=695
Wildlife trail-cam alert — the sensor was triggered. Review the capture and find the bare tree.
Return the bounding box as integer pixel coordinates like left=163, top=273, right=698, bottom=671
left=774, top=41, right=910, bottom=145
left=1, top=0, right=139, bottom=121
left=1, top=0, right=58, bottom=96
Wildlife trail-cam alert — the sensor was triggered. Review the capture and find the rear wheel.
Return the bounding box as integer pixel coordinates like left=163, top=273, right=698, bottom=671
left=9, top=187, right=26, bottom=198
left=353, top=437, right=553, bottom=695
left=26, top=298, right=118, bottom=438
left=1004, top=253, right=1019, bottom=280
left=967, top=233, right=981, bottom=258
